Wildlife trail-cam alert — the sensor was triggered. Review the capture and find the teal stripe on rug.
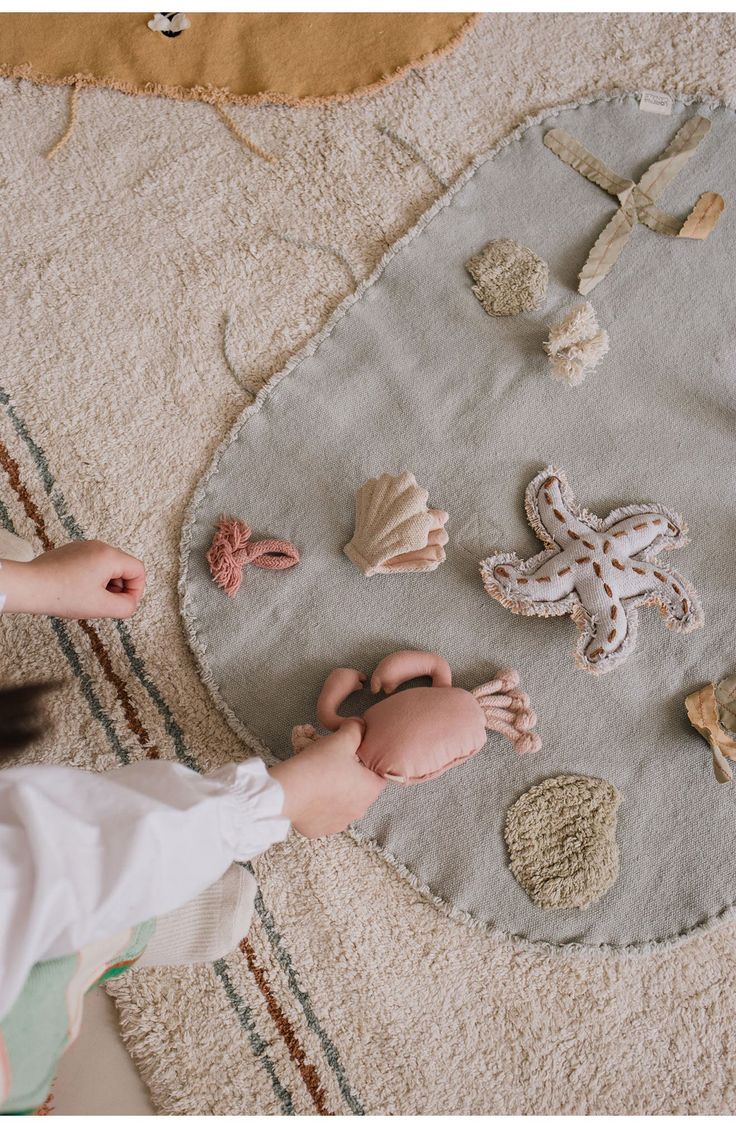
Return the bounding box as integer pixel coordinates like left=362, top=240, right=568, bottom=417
left=0, top=386, right=361, bottom=1111
left=0, top=498, right=129, bottom=763
left=247, top=872, right=365, bottom=1116
left=213, top=958, right=295, bottom=1115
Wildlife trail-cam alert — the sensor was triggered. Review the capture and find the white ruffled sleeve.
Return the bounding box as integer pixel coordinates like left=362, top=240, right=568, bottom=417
left=0, top=757, right=288, bottom=1020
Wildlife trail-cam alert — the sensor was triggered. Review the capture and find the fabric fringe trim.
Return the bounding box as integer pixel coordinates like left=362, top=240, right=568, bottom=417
left=178, top=87, right=736, bottom=955
left=347, top=830, right=736, bottom=959
left=0, top=15, right=480, bottom=110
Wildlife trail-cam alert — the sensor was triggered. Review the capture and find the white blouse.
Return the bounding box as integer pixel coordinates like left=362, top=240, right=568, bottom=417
left=0, top=757, right=289, bottom=1020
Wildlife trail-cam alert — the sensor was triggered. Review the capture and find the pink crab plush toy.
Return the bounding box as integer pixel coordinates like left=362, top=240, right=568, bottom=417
left=292, top=650, right=541, bottom=784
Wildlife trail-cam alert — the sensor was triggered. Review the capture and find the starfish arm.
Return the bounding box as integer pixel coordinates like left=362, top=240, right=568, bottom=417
left=528, top=468, right=596, bottom=548
left=481, top=548, right=578, bottom=616
left=637, top=114, right=712, bottom=203
left=618, top=561, right=704, bottom=632
left=605, top=507, right=685, bottom=558
left=577, top=589, right=631, bottom=669
left=578, top=203, right=636, bottom=295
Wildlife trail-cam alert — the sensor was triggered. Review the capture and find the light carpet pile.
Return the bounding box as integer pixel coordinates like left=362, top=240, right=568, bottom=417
left=1, top=13, right=735, bottom=1115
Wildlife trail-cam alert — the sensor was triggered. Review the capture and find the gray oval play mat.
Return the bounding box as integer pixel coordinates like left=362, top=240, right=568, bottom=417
left=180, top=93, right=736, bottom=950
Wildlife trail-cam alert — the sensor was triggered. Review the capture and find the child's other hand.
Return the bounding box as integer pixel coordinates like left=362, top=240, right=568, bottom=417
left=269, top=720, right=386, bottom=839
left=2, top=541, right=146, bottom=619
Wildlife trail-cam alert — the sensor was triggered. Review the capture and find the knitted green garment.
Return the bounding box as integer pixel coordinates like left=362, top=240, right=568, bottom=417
left=0, top=920, right=154, bottom=1114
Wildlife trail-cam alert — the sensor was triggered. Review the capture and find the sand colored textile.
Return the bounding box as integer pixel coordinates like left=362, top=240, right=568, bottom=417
left=2, top=11, right=736, bottom=1115
left=686, top=679, right=736, bottom=784
left=466, top=239, right=549, bottom=316
left=0, top=13, right=476, bottom=106
left=544, top=115, right=725, bottom=293
left=504, top=775, right=621, bottom=910
left=543, top=302, right=609, bottom=385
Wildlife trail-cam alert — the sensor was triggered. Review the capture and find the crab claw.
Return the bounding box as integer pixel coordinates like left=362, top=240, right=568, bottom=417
left=316, top=668, right=367, bottom=731
left=369, top=650, right=453, bottom=696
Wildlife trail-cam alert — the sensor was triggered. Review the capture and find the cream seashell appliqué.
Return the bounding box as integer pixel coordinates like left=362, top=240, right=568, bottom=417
left=344, top=471, right=449, bottom=577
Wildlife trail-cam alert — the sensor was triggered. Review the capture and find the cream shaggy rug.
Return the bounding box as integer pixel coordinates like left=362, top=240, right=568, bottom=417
left=1, top=12, right=735, bottom=1115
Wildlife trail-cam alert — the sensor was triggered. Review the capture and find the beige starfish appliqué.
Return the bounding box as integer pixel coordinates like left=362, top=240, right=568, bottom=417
left=544, top=114, right=725, bottom=294
left=481, top=466, right=704, bottom=674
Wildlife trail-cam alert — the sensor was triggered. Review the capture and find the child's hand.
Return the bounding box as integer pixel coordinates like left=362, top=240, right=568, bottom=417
left=1, top=541, right=146, bottom=619
left=269, top=720, right=387, bottom=839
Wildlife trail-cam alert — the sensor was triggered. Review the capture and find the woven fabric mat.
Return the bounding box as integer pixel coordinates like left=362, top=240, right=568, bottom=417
left=179, top=94, right=736, bottom=951
left=2, top=12, right=736, bottom=1114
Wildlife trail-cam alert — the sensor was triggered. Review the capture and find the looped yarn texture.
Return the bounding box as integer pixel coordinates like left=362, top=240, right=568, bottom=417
left=207, top=516, right=299, bottom=596
left=471, top=669, right=541, bottom=756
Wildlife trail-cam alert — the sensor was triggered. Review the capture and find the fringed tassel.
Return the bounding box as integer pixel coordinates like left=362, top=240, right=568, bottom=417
left=207, top=516, right=299, bottom=597
left=46, top=82, right=80, bottom=161
left=472, top=669, right=542, bottom=756
left=213, top=102, right=277, bottom=164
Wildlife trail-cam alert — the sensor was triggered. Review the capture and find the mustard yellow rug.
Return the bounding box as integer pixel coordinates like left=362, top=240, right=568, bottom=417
left=0, top=12, right=475, bottom=106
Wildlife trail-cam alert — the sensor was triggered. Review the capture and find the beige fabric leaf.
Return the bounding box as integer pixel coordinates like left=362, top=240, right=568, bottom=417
left=685, top=681, right=736, bottom=784
left=544, top=113, right=725, bottom=294
left=543, top=128, right=633, bottom=196
left=714, top=673, right=736, bottom=735
left=579, top=203, right=636, bottom=295
left=636, top=113, right=713, bottom=201
left=679, top=192, right=725, bottom=239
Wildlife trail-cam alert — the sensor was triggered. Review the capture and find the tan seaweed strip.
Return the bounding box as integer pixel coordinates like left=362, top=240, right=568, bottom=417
left=45, top=80, right=79, bottom=160
left=543, top=115, right=725, bottom=293
left=213, top=102, right=277, bottom=164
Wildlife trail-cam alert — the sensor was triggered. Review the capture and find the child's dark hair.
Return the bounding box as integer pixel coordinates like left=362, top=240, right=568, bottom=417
left=0, top=683, right=57, bottom=755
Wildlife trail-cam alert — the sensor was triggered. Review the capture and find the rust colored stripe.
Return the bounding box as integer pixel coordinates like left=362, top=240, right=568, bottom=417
left=77, top=620, right=158, bottom=756
left=242, top=938, right=332, bottom=1115
left=568, top=530, right=580, bottom=540
left=603, top=582, right=613, bottom=597
left=593, top=561, right=602, bottom=578
left=632, top=566, right=646, bottom=575
left=552, top=507, right=565, bottom=522
left=558, top=566, right=571, bottom=576
left=0, top=438, right=158, bottom=758
left=612, top=559, right=625, bottom=571
left=0, top=440, right=53, bottom=550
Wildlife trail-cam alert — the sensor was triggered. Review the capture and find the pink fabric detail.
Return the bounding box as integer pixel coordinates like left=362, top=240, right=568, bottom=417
left=317, top=669, right=367, bottom=730
left=472, top=670, right=542, bottom=756
left=291, top=723, right=320, bottom=752
left=370, top=650, right=452, bottom=694
left=207, top=516, right=300, bottom=596
left=308, top=651, right=542, bottom=784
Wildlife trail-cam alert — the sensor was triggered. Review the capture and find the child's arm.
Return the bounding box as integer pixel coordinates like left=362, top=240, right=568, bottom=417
left=0, top=722, right=381, bottom=1020
left=0, top=541, right=145, bottom=619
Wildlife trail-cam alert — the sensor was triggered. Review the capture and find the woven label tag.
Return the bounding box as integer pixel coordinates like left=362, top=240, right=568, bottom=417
left=640, top=90, right=673, bottom=115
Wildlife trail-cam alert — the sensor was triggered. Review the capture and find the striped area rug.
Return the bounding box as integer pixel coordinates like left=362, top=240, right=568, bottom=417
left=2, top=12, right=736, bottom=1113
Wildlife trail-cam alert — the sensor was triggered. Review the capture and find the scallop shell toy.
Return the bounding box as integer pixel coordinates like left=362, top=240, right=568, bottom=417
left=344, top=471, right=449, bottom=576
